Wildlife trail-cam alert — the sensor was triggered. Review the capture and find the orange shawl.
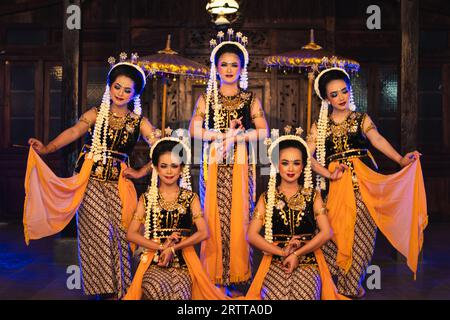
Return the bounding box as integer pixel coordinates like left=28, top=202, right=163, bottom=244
left=123, top=246, right=230, bottom=300
left=245, top=248, right=349, bottom=300
left=327, top=155, right=428, bottom=276
left=200, top=144, right=251, bottom=284
left=23, top=147, right=137, bottom=244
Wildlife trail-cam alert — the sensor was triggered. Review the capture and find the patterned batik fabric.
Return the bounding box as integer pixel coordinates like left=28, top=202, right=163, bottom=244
left=261, top=261, right=321, bottom=300
left=77, top=178, right=132, bottom=298
left=141, top=266, right=192, bottom=300
left=322, top=190, right=377, bottom=297
left=216, top=165, right=254, bottom=286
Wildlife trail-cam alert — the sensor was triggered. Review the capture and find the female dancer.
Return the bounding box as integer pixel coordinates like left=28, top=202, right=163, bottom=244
left=246, top=127, right=345, bottom=300
left=189, top=29, right=268, bottom=295
left=124, top=136, right=228, bottom=300
left=307, top=67, right=427, bottom=298
left=25, top=53, right=156, bottom=298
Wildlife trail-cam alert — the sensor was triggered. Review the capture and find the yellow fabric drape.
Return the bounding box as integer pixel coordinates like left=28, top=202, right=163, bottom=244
left=123, top=247, right=230, bottom=300
left=200, top=143, right=251, bottom=284
left=327, top=155, right=428, bottom=276
left=23, top=147, right=137, bottom=244
left=118, top=162, right=138, bottom=230
left=244, top=248, right=349, bottom=300
left=122, top=251, right=155, bottom=300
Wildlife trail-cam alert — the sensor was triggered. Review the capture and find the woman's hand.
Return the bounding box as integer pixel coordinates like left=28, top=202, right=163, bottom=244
left=159, top=232, right=181, bottom=250
left=283, top=236, right=302, bottom=256
left=122, top=167, right=143, bottom=179
left=229, top=117, right=244, bottom=131
left=399, top=151, right=421, bottom=168
left=329, top=163, right=348, bottom=181
left=226, top=117, right=244, bottom=140
left=282, top=253, right=300, bottom=274
left=221, top=137, right=236, bottom=159
left=167, top=232, right=181, bottom=244
left=28, top=138, right=50, bottom=155
left=157, top=247, right=174, bottom=267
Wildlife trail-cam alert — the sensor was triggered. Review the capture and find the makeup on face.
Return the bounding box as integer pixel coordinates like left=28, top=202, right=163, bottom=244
left=326, top=79, right=350, bottom=109
left=156, top=152, right=183, bottom=186
left=278, top=148, right=304, bottom=182
left=110, top=75, right=135, bottom=107
left=217, top=53, right=242, bottom=84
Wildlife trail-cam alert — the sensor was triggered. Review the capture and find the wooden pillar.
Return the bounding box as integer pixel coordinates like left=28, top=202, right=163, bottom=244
left=120, top=0, right=131, bottom=52
left=325, top=0, right=336, bottom=53
left=62, top=0, right=80, bottom=177
left=400, top=0, right=419, bottom=153
left=399, top=0, right=421, bottom=265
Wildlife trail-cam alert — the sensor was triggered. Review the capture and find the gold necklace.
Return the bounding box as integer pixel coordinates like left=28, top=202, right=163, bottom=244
left=109, top=111, right=129, bottom=130
left=158, top=188, right=181, bottom=212
left=219, top=91, right=244, bottom=111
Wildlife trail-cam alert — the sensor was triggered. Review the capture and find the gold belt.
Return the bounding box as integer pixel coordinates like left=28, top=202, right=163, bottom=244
left=79, top=144, right=130, bottom=166
left=273, top=233, right=314, bottom=243
left=327, top=148, right=378, bottom=170
left=149, top=228, right=191, bottom=240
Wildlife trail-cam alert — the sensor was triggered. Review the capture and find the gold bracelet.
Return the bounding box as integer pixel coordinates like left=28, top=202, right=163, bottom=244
left=251, top=110, right=264, bottom=120
left=79, top=116, right=92, bottom=128
left=195, top=109, right=206, bottom=118
left=252, top=208, right=264, bottom=222
left=192, top=212, right=203, bottom=222
left=132, top=213, right=145, bottom=224
left=170, top=246, right=176, bottom=255
left=314, top=207, right=327, bottom=219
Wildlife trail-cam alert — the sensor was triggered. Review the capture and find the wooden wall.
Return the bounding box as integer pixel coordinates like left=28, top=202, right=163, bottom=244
left=0, top=0, right=449, bottom=221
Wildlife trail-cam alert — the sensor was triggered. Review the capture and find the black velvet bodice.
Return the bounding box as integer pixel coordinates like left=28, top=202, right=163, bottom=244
left=144, top=188, right=196, bottom=268
left=264, top=187, right=318, bottom=265
left=204, top=90, right=255, bottom=133
left=74, top=109, right=142, bottom=181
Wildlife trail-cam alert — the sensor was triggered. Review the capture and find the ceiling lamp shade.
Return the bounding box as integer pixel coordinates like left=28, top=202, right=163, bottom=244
left=206, top=0, right=239, bottom=15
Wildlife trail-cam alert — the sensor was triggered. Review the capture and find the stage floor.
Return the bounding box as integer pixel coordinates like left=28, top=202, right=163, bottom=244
left=0, top=221, right=449, bottom=300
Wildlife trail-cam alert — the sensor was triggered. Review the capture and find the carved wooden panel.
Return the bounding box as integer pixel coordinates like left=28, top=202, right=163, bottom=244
left=276, top=78, right=302, bottom=129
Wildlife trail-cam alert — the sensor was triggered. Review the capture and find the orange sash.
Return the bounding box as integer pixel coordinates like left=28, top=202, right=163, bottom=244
left=244, top=248, right=349, bottom=300
left=200, top=143, right=251, bottom=284
left=23, top=147, right=137, bottom=244
left=123, top=247, right=230, bottom=300
left=327, top=155, right=428, bottom=277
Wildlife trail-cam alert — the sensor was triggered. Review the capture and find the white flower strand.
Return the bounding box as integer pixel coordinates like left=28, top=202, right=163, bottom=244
left=133, top=95, right=142, bottom=116
left=144, top=167, right=159, bottom=241
left=239, top=67, right=248, bottom=90
left=88, top=84, right=111, bottom=163
left=180, top=165, right=192, bottom=191
left=264, top=165, right=277, bottom=243
left=349, top=86, right=356, bottom=112
left=315, top=100, right=329, bottom=190
left=212, top=68, right=221, bottom=131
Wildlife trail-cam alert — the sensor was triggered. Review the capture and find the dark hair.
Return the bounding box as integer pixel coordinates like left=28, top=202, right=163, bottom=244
left=107, top=64, right=145, bottom=112
left=107, top=64, right=145, bottom=95
left=271, top=139, right=308, bottom=186
left=318, top=69, right=351, bottom=100
left=214, top=43, right=245, bottom=68
left=151, top=140, right=187, bottom=167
